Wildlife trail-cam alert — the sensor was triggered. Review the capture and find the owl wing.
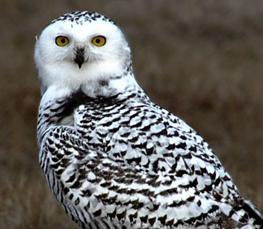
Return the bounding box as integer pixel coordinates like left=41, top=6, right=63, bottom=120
left=39, top=95, right=262, bottom=228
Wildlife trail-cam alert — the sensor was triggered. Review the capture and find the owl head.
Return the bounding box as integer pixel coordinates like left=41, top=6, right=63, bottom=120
left=35, top=11, right=133, bottom=94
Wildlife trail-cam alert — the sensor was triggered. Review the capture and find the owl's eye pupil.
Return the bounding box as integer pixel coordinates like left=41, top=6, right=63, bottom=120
left=96, top=39, right=100, bottom=43
left=61, top=39, right=66, bottom=43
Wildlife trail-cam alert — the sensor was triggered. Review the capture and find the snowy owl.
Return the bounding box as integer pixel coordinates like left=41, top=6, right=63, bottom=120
left=35, top=11, right=263, bottom=229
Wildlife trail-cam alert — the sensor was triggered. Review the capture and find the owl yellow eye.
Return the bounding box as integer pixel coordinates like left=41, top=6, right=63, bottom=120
left=92, top=36, right=106, bottom=47
left=55, top=36, right=70, bottom=46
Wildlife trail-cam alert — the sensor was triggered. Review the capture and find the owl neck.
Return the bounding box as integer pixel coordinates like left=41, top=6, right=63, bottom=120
left=41, top=73, right=140, bottom=106
left=40, top=56, right=136, bottom=96
left=80, top=72, right=139, bottom=97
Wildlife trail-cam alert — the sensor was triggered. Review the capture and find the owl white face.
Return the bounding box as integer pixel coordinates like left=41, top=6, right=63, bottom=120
left=35, top=12, right=131, bottom=93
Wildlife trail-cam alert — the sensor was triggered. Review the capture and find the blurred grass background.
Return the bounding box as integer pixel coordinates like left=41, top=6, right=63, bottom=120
left=0, top=0, right=263, bottom=228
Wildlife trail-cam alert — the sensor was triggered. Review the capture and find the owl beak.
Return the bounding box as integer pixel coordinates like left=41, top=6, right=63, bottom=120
left=74, top=48, right=85, bottom=69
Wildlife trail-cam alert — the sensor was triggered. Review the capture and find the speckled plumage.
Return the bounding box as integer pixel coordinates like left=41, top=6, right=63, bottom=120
left=35, top=11, right=263, bottom=229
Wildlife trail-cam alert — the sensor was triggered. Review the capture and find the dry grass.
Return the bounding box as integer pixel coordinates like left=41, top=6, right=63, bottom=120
left=0, top=0, right=262, bottom=228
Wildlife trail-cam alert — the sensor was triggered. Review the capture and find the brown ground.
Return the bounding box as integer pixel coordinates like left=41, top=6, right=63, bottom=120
left=0, top=1, right=262, bottom=228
